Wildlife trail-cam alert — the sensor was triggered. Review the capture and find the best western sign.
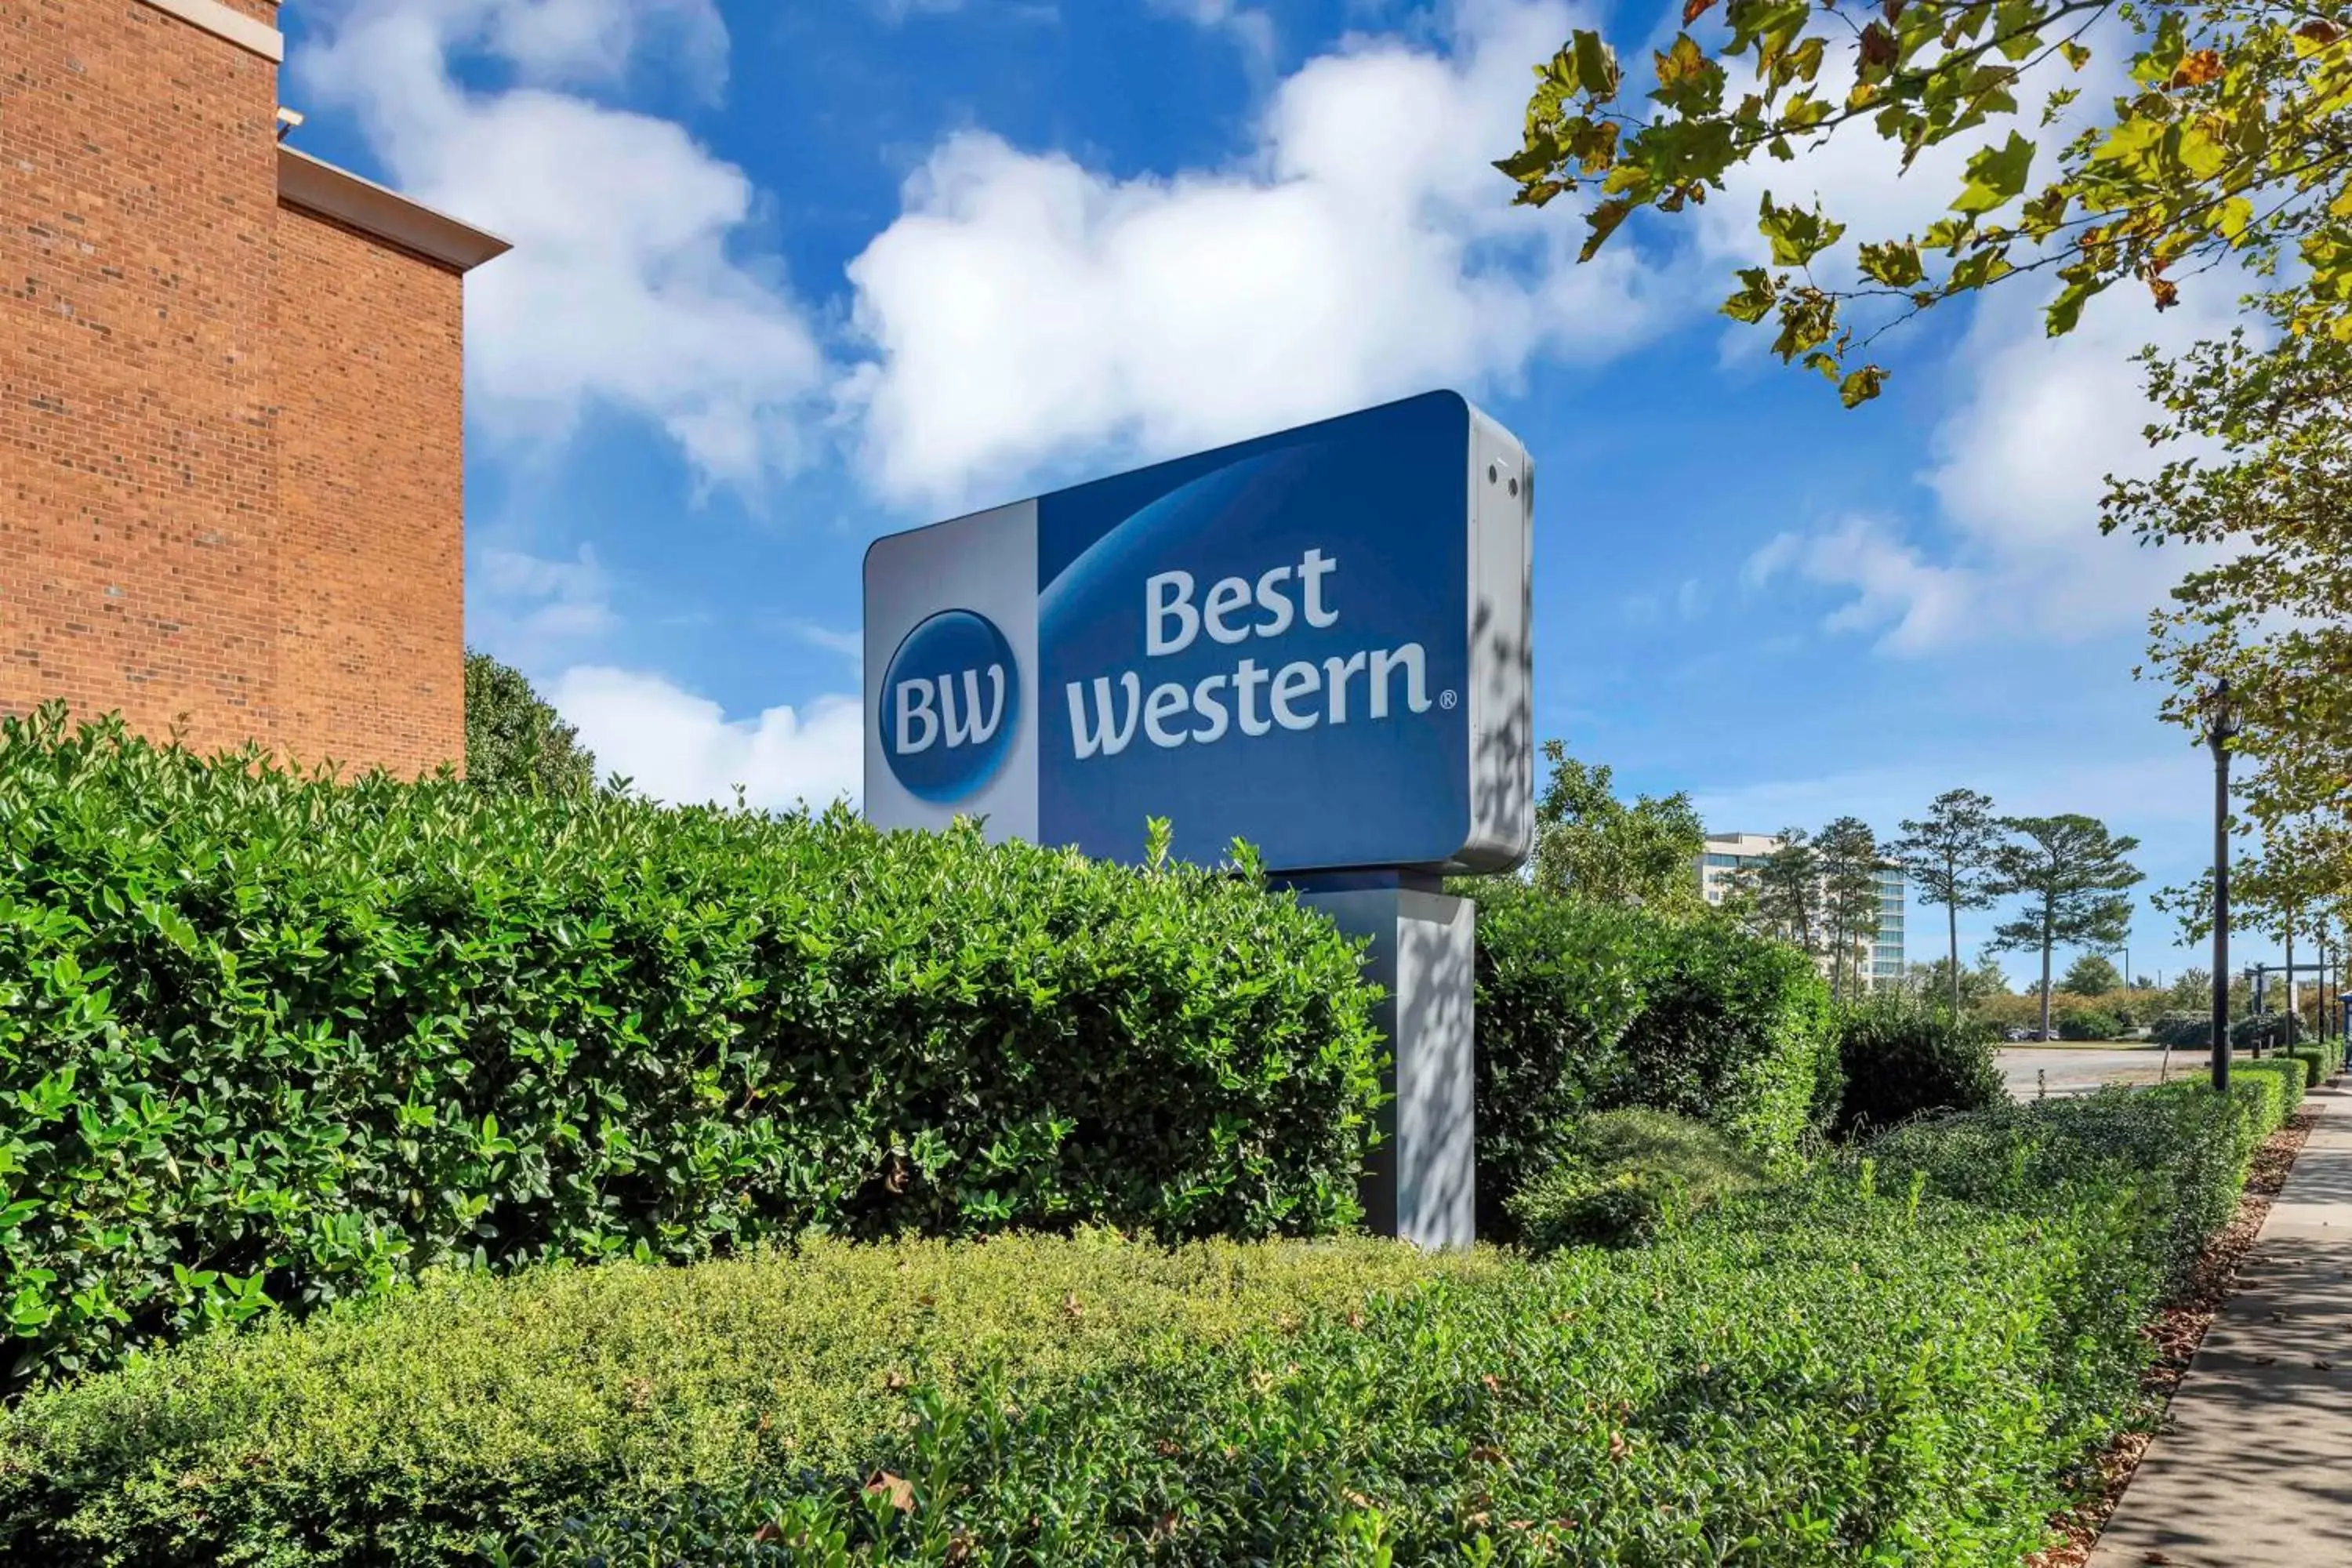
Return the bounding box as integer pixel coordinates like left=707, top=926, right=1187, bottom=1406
left=863, top=390, right=1533, bottom=876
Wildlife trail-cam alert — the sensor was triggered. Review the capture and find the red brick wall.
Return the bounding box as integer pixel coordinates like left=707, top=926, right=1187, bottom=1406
left=2, top=0, right=285, bottom=755
left=275, top=206, right=465, bottom=776
left=0, top=0, right=468, bottom=775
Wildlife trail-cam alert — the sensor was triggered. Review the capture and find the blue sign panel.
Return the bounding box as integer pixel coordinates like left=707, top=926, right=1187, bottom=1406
left=864, top=390, right=1532, bottom=875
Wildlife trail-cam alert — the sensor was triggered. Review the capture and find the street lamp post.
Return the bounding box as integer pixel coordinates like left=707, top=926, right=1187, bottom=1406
left=2206, top=681, right=2241, bottom=1093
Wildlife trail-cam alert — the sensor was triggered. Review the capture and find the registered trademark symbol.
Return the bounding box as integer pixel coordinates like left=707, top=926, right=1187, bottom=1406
left=1439, top=689, right=1458, bottom=710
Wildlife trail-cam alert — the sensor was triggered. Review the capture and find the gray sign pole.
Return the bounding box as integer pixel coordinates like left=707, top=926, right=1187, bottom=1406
left=1283, top=871, right=1476, bottom=1249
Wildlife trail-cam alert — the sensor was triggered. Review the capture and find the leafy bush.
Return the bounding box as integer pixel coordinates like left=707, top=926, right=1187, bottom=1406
left=1463, top=882, right=1835, bottom=1232
left=1610, top=915, right=1841, bottom=1167
left=1505, top=1109, right=1765, bottom=1250
left=1, top=1080, right=2274, bottom=1568
left=1832, top=993, right=2006, bottom=1135
left=1457, top=882, right=1651, bottom=1236
left=0, top=712, right=1385, bottom=1390
left=2057, top=1007, right=2126, bottom=1041
left=2232, top=1011, right=2302, bottom=1053
left=2151, top=1011, right=2212, bottom=1049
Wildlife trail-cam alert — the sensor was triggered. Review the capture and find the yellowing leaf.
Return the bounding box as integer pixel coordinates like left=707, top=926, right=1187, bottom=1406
left=1579, top=195, right=1636, bottom=262
left=2169, top=49, right=2223, bottom=89
left=1857, top=239, right=1925, bottom=287
left=1721, top=267, right=1778, bottom=323
left=1838, top=365, right=1888, bottom=407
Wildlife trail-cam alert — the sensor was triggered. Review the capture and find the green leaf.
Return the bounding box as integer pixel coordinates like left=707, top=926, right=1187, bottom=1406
left=1756, top=194, right=1846, bottom=266
left=1951, top=132, right=2035, bottom=215
left=1570, top=29, right=1621, bottom=102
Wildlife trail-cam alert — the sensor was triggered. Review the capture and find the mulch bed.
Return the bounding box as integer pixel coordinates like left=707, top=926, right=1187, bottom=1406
left=2023, top=1105, right=2318, bottom=1568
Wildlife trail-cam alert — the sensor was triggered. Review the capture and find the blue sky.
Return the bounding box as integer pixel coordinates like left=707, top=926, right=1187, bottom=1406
left=279, top=0, right=2268, bottom=987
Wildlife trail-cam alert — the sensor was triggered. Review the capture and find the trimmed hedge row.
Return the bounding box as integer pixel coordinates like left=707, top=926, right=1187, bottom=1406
left=1462, top=880, right=1836, bottom=1232
left=0, top=1076, right=2287, bottom=1566
left=0, top=712, right=1385, bottom=1391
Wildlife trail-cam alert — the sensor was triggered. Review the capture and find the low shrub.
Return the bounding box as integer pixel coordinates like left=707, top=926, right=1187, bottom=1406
left=0, top=712, right=1385, bottom=1390
left=2232, top=1011, right=2301, bottom=1054
left=1832, top=994, right=2006, bottom=1135
left=0, top=1233, right=1479, bottom=1567
left=1610, top=915, right=1841, bottom=1167
left=1457, top=882, right=1652, bottom=1236
left=1, top=1081, right=2281, bottom=1568
left=1463, top=882, right=1835, bottom=1232
left=1505, top=1109, right=1765, bottom=1250
left=2057, top=1008, right=2125, bottom=1041
left=2151, top=1011, right=2212, bottom=1049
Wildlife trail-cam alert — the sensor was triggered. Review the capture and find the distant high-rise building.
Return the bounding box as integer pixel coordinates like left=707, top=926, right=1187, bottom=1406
left=1697, top=831, right=1907, bottom=990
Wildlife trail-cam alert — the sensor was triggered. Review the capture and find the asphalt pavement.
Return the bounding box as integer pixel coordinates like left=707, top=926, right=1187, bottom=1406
left=1994, top=1044, right=2177, bottom=1100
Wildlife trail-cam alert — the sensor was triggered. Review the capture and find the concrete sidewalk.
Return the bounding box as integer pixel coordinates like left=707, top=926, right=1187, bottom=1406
left=2089, top=1079, right=2352, bottom=1566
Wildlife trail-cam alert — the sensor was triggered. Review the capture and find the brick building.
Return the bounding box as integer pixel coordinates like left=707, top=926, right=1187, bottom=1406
left=2, top=0, right=506, bottom=775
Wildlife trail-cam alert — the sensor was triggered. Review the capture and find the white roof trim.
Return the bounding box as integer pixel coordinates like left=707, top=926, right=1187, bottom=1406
left=277, top=148, right=513, bottom=274
left=136, top=0, right=284, bottom=63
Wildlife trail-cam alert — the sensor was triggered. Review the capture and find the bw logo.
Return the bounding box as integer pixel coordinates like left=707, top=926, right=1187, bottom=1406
left=880, top=608, right=1018, bottom=802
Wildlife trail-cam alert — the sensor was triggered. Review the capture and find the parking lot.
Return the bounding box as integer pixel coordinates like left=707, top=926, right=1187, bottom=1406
left=1995, top=1044, right=2178, bottom=1100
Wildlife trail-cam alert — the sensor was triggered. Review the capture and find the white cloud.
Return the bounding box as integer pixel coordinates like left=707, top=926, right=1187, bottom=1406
left=473, top=543, right=616, bottom=645
left=296, top=0, right=825, bottom=492
left=1751, top=278, right=2242, bottom=654
left=778, top=619, right=865, bottom=662
left=1151, top=0, right=1277, bottom=76
left=838, top=0, right=1674, bottom=506
left=551, top=667, right=863, bottom=810
left=466, top=0, right=731, bottom=98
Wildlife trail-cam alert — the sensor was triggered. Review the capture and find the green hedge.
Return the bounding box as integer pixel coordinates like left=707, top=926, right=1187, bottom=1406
left=1833, top=993, right=2006, bottom=1135
left=2057, top=1007, right=2125, bottom=1041
left=0, top=712, right=1385, bottom=1391
left=1504, top=1108, right=1765, bottom=1250
left=1462, top=881, right=1835, bottom=1232
left=1, top=1079, right=2281, bottom=1567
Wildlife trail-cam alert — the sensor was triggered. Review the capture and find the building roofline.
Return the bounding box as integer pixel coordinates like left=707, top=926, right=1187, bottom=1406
left=136, top=0, right=283, bottom=63
left=277, top=147, right=513, bottom=274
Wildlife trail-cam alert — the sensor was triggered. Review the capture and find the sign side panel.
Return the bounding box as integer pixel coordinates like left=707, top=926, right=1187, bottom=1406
left=862, top=500, right=1040, bottom=841
left=1459, top=406, right=1534, bottom=873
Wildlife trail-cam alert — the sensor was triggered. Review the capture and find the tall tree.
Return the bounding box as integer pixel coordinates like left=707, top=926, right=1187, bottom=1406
left=1988, top=815, right=2144, bottom=1037
left=2169, top=967, right=2216, bottom=1013
left=1816, top=815, right=1883, bottom=1003
left=2060, top=953, right=2124, bottom=996
left=1890, top=789, right=2002, bottom=1014
left=464, top=650, right=597, bottom=797
left=1497, top=2, right=2352, bottom=406
left=2103, top=310, right=2352, bottom=879
left=1736, top=826, right=1821, bottom=953
left=1911, top=952, right=2011, bottom=1007
left=1530, top=740, right=1708, bottom=916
